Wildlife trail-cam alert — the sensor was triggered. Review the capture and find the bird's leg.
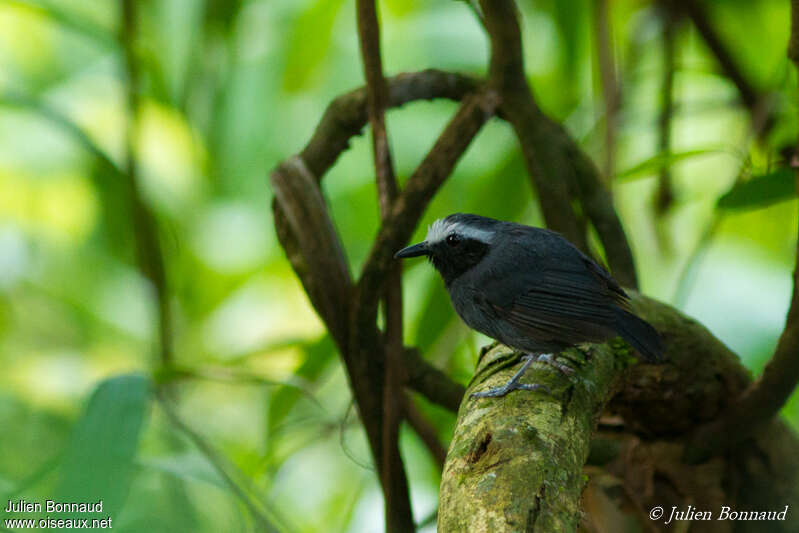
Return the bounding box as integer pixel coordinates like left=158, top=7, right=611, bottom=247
left=470, top=354, right=550, bottom=399
left=535, top=353, right=575, bottom=375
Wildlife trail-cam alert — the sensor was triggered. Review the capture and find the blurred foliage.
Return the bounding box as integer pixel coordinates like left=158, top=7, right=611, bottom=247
left=0, top=0, right=797, bottom=531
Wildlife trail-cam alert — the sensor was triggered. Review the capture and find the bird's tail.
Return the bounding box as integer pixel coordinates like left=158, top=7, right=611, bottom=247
left=613, top=308, right=664, bottom=362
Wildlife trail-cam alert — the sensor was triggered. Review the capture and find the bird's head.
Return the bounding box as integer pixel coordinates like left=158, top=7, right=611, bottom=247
left=394, top=213, right=497, bottom=285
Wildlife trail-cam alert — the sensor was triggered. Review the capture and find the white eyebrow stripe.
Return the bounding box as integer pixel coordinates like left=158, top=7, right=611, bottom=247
left=425, top=218, right=493, bottom=244
left=457, top=223, right=493, bottom=242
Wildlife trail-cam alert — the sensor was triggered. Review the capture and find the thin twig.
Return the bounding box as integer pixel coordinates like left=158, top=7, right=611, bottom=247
left=155, top=392, right=284, bottom=532
left=356, top=0, right=398, bottom=213
left=594, top=0, right=619, bottom=180
left=121, top=0, right=172, bottom=366
left=271, top=72, right=487, bottom=532
left=344, top=94, right=493, bottom=500
left=655, top=10, right=677, bottom=216
left=478, top=0, right=639, bottom=288
left=273, top=70, right=483, bottom=352
left=0, top=93, right=121, bottom=173
left=403, top=394, right=448, bottom=470
left=271, top=158, right=353, bottom=349
left=355, top=1, right=413, bottom=530
left=478, top=0, right=587, bottom=251
left=300, top=69, right=480, bottom=179
left=672, top=214, right=722, bottom=307
left=356, top=91, right=496, bottom=320
left=673, top=0, right=774, bottom=137
left=404, top=348, right=466, bottom=412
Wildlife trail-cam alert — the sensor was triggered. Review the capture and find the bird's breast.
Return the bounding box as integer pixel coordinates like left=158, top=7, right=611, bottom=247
left=448, top=281, right=498, bottom=339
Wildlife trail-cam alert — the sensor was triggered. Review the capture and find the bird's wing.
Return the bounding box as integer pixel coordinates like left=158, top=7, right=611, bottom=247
left=482, top=235, right=628, bottom=343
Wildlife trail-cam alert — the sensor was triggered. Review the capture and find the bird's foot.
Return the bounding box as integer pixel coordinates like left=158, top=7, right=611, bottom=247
left=470, top=354, right=552, bottom=399
left=535, top=353, right=575, bottom=375
left=470, top=381, right=549, bottom=398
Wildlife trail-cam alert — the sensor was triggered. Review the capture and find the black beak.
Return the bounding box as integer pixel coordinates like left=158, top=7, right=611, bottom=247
left=394, top=242, right=428, bottom=259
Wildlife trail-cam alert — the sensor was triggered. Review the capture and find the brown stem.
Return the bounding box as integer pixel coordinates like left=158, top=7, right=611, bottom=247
left=673, top=0, right=774, bottom=136
left=121, top=0, right=172, bottom=366
left=404, top=348, right=466, bottom=413
left=356, top=90, right=496, bottom=321
left=655, top=10, right=676, bottom=215
left=478, top=0, right=638, bottom=288
left=355, top=1, right=413, bottom=530
left=356, top=2, right=397, bottom=212
left=403, top=394, right=448, bottom=470
left=271, top=73, right=485, bottom=520
left=594, top=0, right=619, bottom=180
left=792, top=0, right=799, bottom=65
left=378, top=265, right=409, bottom=532
left=271, top=158, right=353, bottom=350
left=479, top=0, right=586, bottom=252
left=272, top=70, right=483, bottom=347
left=156, top=392, right=283, bottom=532
left=301, top=69, right=480, bottom=180
left=345, top=93, right=493, bottom=501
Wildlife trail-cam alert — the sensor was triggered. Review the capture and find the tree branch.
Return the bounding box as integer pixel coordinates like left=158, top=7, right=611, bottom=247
left=655, top=9, right=677, bottom=215
left=300, top=69, right=480, bottom=179
left=439, top=293, right=799, bottom=531
left=478, top=0, right=586, bottom=250
left=272, top=69, right=485, bottom=353
left=439, top=342, right=619, bottom=531
left=355, top=90, right=497, bottom=322
left=594, top=0, right=619, bottom=180
left=403, top=394, right=448, bottom=470
left=678, top=0, right=757, bottom=108
left=271, top=73, right=489, bottom=525
left=343, top=93, right=493, bottom=505
left=404, top=348, right=466, bottom=413
left=272, top=70, right=483, bottom=348
left=478, top=0, right=639, bottom=288
left=270, top=157, right=353, bottom=350
left=356, top=1, right=398, bottom=212
left=355, top=1, right=413, bottom=530
left=673, top=0, right=774, bottom=136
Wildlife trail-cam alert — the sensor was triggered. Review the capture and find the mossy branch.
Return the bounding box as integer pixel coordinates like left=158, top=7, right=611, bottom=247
left=438, top=293, right=799, bottom=532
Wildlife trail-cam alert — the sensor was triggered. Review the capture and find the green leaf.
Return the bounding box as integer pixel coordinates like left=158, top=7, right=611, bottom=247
left=717, top=167, right=796, bottom=210
left=4, top=0, right=116, bottom=48
left=139, top=453, right=226, bottom=490
left=615, top=148, right=723, bottom=181
left=56, top=374, right=151, bottom=520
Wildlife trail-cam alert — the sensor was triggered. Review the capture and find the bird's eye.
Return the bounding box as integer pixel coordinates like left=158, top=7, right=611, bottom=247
left=446, top=234, right=461, bottom=246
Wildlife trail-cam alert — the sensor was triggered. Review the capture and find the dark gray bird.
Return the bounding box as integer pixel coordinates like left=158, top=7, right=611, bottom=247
left=395, top=213, right=663, bottom=398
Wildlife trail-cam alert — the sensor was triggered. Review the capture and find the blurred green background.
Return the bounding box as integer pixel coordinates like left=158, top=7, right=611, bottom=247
left=0, top=0, right=797, bottom=531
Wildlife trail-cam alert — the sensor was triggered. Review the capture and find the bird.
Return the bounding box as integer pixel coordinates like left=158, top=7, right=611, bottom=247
left=394, top=213, right=664, bottom=398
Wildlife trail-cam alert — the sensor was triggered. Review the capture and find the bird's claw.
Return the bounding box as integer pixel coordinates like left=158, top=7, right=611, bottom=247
left=470, top=352, right=577, bottom=399
left=471, top=354, right=553, bottom=399
left=470, top=382, right=550, bottom=399
left=536, top=353, right=575, bottom=375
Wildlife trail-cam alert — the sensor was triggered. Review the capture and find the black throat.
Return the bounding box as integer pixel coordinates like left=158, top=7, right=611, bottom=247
left=430, top=239, right=490, bottom=286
